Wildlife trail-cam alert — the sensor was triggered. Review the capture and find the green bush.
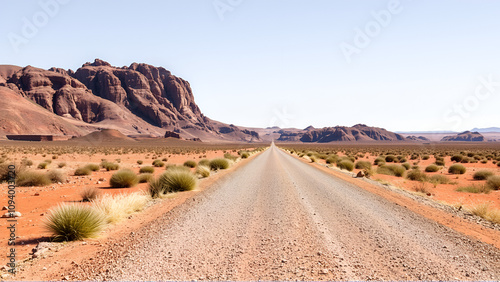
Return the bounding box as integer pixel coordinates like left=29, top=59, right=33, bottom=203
left=355, top=161, right=371, bottom=170
left=45, top=204, right=105, bottom=241
left=448, top=164, right=466, bottom=174
left=425, top=164, right=440, bottom=172
left=17, top=170, right=51, bottom=186
left=152, top=159, right=165, bottom=167
left=374, top=157, right=386, bottom=166
left=377, top=164, right=405, bottom=177
left=84, top=164, right=100, bottom=171
left=109, top=169, right=138, bottom=188
left=209, top=158, right=230, bottom=170
left=406, top=169, right=427, bottom=182
left=38, top=162, right=49, bottom=169
left=473, top=170, right=494, bottom=180
left=139, top=166, right=155, bottom=174
left=183, top=160, right=197, bottom=168
left=337, top=160, right=354, bottom=171
left=159, top=170, right=198, bottom=193
left=486, top=175, right=500, bottom=190
left=74, top=167, right=91, bottom=176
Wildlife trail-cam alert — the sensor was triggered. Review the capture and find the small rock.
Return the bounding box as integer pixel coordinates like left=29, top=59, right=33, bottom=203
left=320, top=269, right=329, bottom=274
left=42, top=267, right=47, bottom=271
left=2, top=206, right=8, bottom=210
left=356, top=171, right=365, bottom=178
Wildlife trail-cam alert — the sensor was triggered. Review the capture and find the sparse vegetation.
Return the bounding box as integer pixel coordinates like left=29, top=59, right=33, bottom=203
left=74, top=167, right=91, bottom=176
left=37, top=162, right=49, bottom=169
left=138, top=173, right=153, bottom=183
left=93, top=193, right=149, bottom=224
left=196, top=165, right=210, bottom=178
left=57, top=162, right=67, bottom=168
left=45, top=204, right=105, bottom=241
left=81, top=187, right=101, bottom=202
left=84, top=163, right=100, bottom=172
left=209, top=158, right=230, bottom=170
left=355, top=161, right=371, bottom=170
left=377, top=164, right=405, bottom=177
left=183, top=160, right=197, bottom=168
left=139, top=166, right=155, bottom=174
left=47, top=169, right=66, bottom=183
left=109, top=169, right=138, bottom=188
left=428, top=174, right=450, bottom=185
left=473, top=170, right=494, bottom=180
left=337, top=160, right=354, bottom=171
left=406, top=169, right=427, bottom=182
left=425, top=164, right=440, bottom=172
left=448, top=164, right=466, bottom=174
left=152, top=159, right=165, bottom=167
left=159, top=170, right=198, bottom=193
left=17, top=170, right=51, bottom=186
left=486, top=175, right=500, bottom=190
left=469, top=203, right=500, bottom=224
left=456, top=185, right=491, bottom=194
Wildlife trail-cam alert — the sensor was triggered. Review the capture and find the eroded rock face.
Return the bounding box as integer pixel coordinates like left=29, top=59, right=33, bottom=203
left=441, top=131, right=485, bottom=142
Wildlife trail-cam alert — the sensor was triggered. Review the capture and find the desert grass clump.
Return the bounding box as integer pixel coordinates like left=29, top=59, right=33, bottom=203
left=240, top=152, right=250, bottom=159
left=148, top=178, right=164, bottom=198
left=373, top=157, right=386, bottom=166
left=406, top=169, right=427, bottom=182
left=38, top=162, right=49, bottom=169
left=47, top=169, right=66, bottom=183
left=57, top=162, right=67, bottom=168
left=428, top=174, right=450, bottom=185
left=486, top=175, right=500, bottom=190
left=109, top=169, right=138, bottom=188
left=355, top=161, right=371, bottom=170
left=138, top=173, right=153, bottom=183
left=473, top=170, right=494, bottom=180
left=45, top=204, right=105, bottom=241
left=377, top=164, right=405, bottom=177
left=93, top=193, right=149, bottom=224
left=84, top=163, right=100, bottom=172
left=81, top=187, right=101, bottom=202
left=425, top=164, right=440, bottom=172
left=21, top=159, right=33, bottom=167
left=198, top=159, right=210, bottom=167
left=402, top=162, right=411, bottom=170
left=183, top=160, right=197, bottom=168
left=456, top=185, right=491, bottom=194
left=224, top=153, right=238, bottom=161
left=102, top=162, right=119, bottom=171
left=448, top=164, right=466, bottom=174
left=152, top=159, right=165, bottom=167
left=139, top=166, right=155, bottom=174
left=469, top=203, right=500, bottom=224
left=326, top=155, right=339, bottom=164
left=209, top=158, right=230, bottom=170
left=74, top=167, right=91, bottom=176
left=16, top=170, right=51, bottom=187
left=196, top=165, right=211, bottom=178
left=137, top=160, right=143, bottom=165
left=451, top=155, right=463, bottom=162
left=159, top=170, right=198, bottom=193
left=337, top=160, right=354, bottom=171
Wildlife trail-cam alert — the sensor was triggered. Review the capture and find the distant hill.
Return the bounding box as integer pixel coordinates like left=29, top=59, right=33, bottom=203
left=471, top=127, right=500, bottom=133
left=441, top=131, right=485, bottom=142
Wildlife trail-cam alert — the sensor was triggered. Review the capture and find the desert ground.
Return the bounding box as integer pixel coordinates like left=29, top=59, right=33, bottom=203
left=1, top=141, right=500, bottom=280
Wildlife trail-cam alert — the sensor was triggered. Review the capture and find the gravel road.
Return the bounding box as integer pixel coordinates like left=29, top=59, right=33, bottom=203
left=73, top=144, right=500, bottom=281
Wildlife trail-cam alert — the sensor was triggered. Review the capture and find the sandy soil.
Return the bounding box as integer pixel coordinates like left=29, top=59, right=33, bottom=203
left=14, top=145, right=500, bottom=281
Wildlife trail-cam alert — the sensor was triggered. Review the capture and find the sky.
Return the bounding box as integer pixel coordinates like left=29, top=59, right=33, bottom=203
left=1, top=0, right=500, bottom=132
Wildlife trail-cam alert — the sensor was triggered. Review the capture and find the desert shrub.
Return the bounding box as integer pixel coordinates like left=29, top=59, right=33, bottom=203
left=47, top=169, right=66, bottom=183
left=148, top=178, right=164, bottom=199
left=448, top=164, right=466, bottom=174
left=406, top=169, right=427, bottom=182
left=159, top=170, right=198, bottom=193
left=425, top=164, right=440, bottom=172
left=224, top=153, right=238, bottom=161
left=469, top=203, right=500, bottom=224
left=196, top=165, right=210, bottom=178
left=377, top=164, right=405, bottom=177
left=402, top=163, right=411, bottom=170
left=486, top=175, right=500, bottom=190
left=326, top=155, right=339, bottom=164
left=209, top=158, right=230, bottom=170
left=385, top=155, right=396, bottom=162
left=198, top=159, right=210, bottom=167
left=109, top=169, right=138, bottom=188
left=138, top=173, right=153, bottom=183
left=21, top=159, right=33, bottom=167
left=355, top=161, right=371, bottom=170
left=309, top=155, right=317, bottom=163
left=456, top=185, right=491, bottom=194
left=38, top=162, right=49, bottom=169
left=434, top=158, right=445, bottom=166
left=139, top=166, right=155, bottom=174
left=152, top=159, right=165, bottom=167
left=74, top=167, right=91, bottom=176
left=422, top=155, right=430, bottom=160
left=84, top=164, right=100, bottom=172
left=17, top=170, right=51, bottom=186
left=497, top=162, right=500, bottom=167
left=57, top=162, right=67, bottom=168
left=93, top=193, right=149, bottom=224
left=473, top=170, right=494, bottom=180
left=374, top=157, right=386, bottom=166
left=81, top=187, right=101, bottom=202
left=44, top=159, right=52, bottom=164
left=428, top=174, right=450, bottom=185
left=240, top=152, right=250, bottom=159
left=460, top=157, right=470, bottom=163
left=162, top=157, right=168, bottom=162
left=337, top=160, right=354, bottom=171
left=183, top=160, right=197, bottom=168
left=165, top=165, right=190, bottom=172
left=102, top=162, right=119, bottom=171
left=45, top=204, right=105, bottom=241
left=137, top=160, right=143, bottom=165
left=451, top=155, right=463, bottom=162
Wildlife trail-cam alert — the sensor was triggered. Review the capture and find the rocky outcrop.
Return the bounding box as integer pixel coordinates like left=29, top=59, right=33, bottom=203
left=405, top=135, right=430, bottom=141
left=277, top=124, right=405, bottom=143
left=164, top=131, right=181, bottom=139
left=441, top=131, right=485, bottom=142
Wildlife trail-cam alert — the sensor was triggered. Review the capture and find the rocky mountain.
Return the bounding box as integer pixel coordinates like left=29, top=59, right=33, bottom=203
left=277, top=124, right=406, bottom=142
left=441, top=131, right=485, bottom=142
left=0, top=60, right=260, bottom=142
left=405, top=135, right=430, bottom=141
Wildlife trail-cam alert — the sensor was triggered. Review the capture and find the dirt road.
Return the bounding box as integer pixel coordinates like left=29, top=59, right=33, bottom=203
left=71, top=144, right=500, bottom=280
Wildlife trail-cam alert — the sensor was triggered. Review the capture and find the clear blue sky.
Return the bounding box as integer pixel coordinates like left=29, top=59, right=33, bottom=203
left=1, top=0, right=500, bottom=132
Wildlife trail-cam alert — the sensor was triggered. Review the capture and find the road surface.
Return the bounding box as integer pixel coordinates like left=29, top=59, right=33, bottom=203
left=75, top=144, right=500, bottom=280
